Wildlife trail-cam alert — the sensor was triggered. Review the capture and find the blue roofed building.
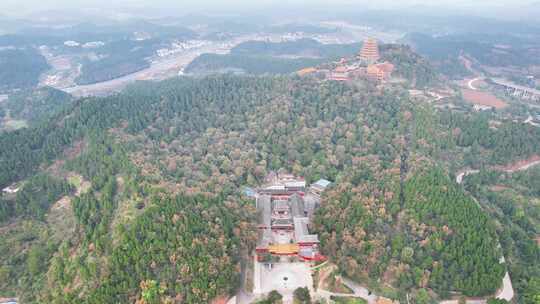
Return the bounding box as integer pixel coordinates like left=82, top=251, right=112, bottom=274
left=310, top=179, right=332, bottom=195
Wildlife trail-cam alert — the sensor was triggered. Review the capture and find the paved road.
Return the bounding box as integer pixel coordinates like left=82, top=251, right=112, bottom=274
left=315, top=276, right=377, bottom=304
left=468, top=77, right=483, bottom=90
left=497, top=272, right=515, bottom=301
left=340, top=277, right=378, bottom=304
left=455, top=168, right=516, bottom=304
left=524, top=115, right=540, bottom=127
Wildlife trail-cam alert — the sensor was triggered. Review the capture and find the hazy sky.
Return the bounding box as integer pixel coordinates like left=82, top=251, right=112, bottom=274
left=1, top=0, right=539, bottom=18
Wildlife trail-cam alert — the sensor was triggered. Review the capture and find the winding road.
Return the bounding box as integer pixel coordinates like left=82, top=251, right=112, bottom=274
left=467, top=77, right=484, bottom=91
left=451, top=159, right=540, bottom=304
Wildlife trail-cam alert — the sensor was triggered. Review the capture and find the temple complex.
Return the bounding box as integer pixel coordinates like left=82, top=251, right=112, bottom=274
left=255, top=173, right=331, bottom=262
left=296, top=36, right=395, bottom=84
left=359, top=38, right=380, bottom=64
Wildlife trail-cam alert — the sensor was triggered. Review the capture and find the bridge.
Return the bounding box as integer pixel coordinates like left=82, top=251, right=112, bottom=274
left=490, top=78, right=540, bottom=102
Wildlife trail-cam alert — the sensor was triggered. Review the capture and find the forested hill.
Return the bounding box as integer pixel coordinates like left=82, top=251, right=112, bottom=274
left=185, top=39, right=361, bottom=76
left=0, top=48, right=49, bottom=92
left=230, top=38, right=361, bottom=58
left=185, top=41, right=441, bottom=89
left=3, top=87, right=73, bottom=126
left=0, top=74, right=538, bottom=302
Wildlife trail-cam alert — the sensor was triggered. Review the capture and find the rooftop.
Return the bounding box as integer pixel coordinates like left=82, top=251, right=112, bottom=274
left=290, top=194, right=305, bottom=218
left=313, top=179, right=332, bottom=189
left=268, top=244, right=299, bottom=255
left=272, top=199, right=290, bottom=210
left=284, top=180, right=306, bottom=189
left=257, top=195, right=272, bottom=228
left=294, top=217, right=319, bottom=244
left=334, top=66, right=348, bottom=73
left=359, top=38, right=380, bottom=62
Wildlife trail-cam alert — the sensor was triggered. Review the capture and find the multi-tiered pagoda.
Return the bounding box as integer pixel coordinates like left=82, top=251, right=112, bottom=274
left=359, top=38, right=380, bottom=64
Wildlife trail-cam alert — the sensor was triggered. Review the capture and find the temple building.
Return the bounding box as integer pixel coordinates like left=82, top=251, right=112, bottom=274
left=359, top=38, right=380, bottom=64
left=329, top=66, right=349, bottom=81
left=367, top=62, right=395, bottom=82
left=310, top=179, right=332, bottom=196
left=297, top=67, right=318, bottom=77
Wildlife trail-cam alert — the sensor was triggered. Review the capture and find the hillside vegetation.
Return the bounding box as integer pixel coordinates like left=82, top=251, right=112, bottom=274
left=186, top=39, right=360, bottom=75
left=0, top=48, right=49, bottom=92
left=2, top=87, right=73, bottom=126
left=0, top=73, right=538, bottom=303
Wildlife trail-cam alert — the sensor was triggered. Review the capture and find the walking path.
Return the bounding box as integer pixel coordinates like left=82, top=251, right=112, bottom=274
left=253, top=255, right=261, bottom=294
left=340, top=277, right=378, bottom=304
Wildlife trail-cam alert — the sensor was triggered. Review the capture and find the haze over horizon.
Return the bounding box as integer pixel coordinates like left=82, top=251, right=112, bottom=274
left=1, top=0, right=539, bottom=21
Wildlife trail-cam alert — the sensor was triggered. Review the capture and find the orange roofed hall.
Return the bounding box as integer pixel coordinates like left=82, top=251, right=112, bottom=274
left=367, top=62, right=395, bottom=82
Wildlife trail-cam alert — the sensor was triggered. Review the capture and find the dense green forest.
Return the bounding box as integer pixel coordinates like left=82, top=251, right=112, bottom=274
left=185, top=53, right=324, bottom=75
left=463, top=168, right=540, bottom=304
left=402, top=169, right=503, bottom=296
left=0, top=73, right=538, bottom=302
left=437, top=111, right=540, bottom=166
left=380, top=44, right=439, bottom=88
left=77, top=194, right=256, bottom=303
left=187, top=38, right=360, bottom=76
left=312, top=167, right=504, bottom=299
left=3, top=87, right=73, bottom=125
left=230, top=39, right=360, bottom=59
left=408, top=33, right=540, bottom=71
left=0, top=174, right=73, bottom=301
left=0, top=48, right=49, bottom=92
left=0, top=174, right=72, bottom=222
